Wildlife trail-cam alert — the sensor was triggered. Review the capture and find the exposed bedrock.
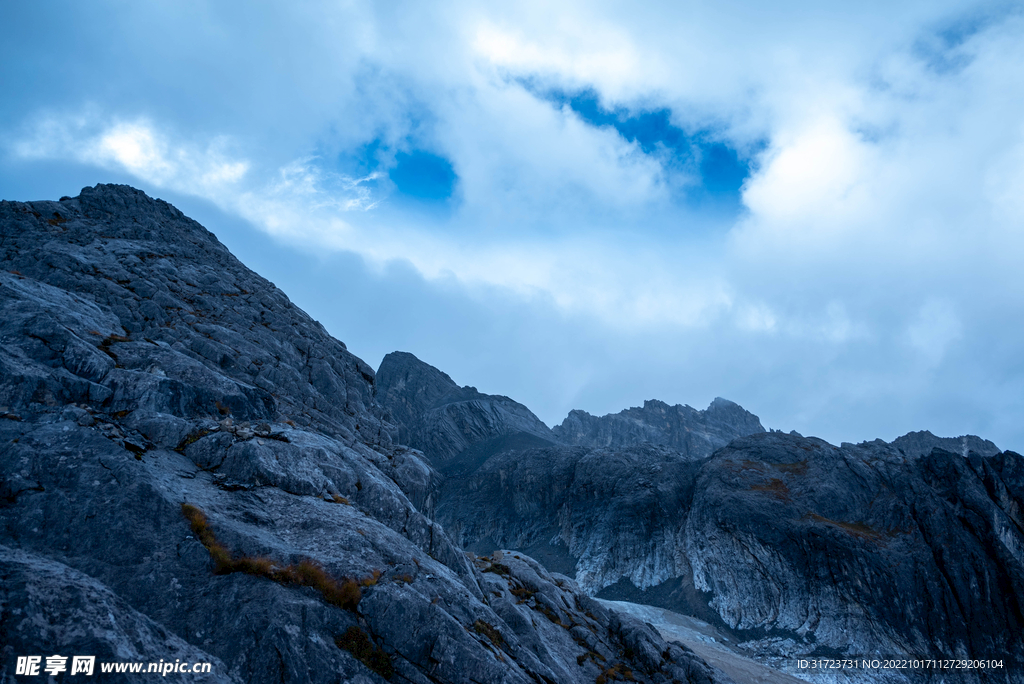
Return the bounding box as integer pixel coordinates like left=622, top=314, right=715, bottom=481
left=685, top=434, right=1024, bottom=661
left=376, top=343, right=1024, bottom=681
left=0, top=186, right=720, bottom=684
left=433, top=429, right=1024, bottom=680
left=374, top=352, right=765, bottom=485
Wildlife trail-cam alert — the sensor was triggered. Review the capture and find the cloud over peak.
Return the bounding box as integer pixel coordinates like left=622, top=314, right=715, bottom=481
left=3, top=0, right=1024, bottom=448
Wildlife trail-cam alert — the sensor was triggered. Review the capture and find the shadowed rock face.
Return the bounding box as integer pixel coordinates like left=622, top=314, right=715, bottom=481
left=685, top=434, right=1024, bottom=665
left=378, top=343, right=1024, bottom=681
left=375, top=354, right=765, bottom=477
left=434, top=429, right=1024, bottom=681
left=375, top=350, right=557, bottom=468
left=0, top=186, right=721, bottom=684
left=553, top=398, right=765, bottom=459
left=889, top=429, right=1001, bottom=460
left=437, top=443, right=705, bottom=594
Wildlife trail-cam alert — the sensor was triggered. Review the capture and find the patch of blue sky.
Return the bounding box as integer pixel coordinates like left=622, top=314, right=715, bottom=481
left=913, top=2, right=1021, bottom=74
left=334, top=135, right=458, bottom=210
left=388, top=150, right=457, bottom=202
left=532, top=86, right=756, bottom=212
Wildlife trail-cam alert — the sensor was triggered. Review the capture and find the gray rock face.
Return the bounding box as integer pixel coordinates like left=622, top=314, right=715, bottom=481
left=0, top=185, right=384, bottom=444
left=375, top=351, right=557, bottom=469
left=437, top=444, right=706, bottom=595
left=889, top=429, right=1001, bottom=460
left=0, top=185, right=720, bottom=684
left=0, top=545, right=231, bottom=683
left=381, top=345, right=1024, bottom=681
left=375, top=353, right=765, bottom=487
left=553, top=398, right=765, bottom=459
left=684, top=434, right=1024, bottom=670
left=435, top=430, right=1024, bottom=681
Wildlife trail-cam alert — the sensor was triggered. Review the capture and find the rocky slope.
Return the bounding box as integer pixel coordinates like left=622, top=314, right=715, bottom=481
left=377, top=359, right=1024, bottom=682
left=0, top=185, right=723, bottom=684
left=373, top=354, right=766, bottom=478
left=432, top=430, right=1024, bottom=681
left=889, top=430, right=1001, bottom=460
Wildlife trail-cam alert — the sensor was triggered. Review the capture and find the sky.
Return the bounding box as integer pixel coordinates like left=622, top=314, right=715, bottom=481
left=2, top=1, right=1023, bottom=450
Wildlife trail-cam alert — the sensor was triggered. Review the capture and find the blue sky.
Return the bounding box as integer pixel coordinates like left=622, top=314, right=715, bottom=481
left=3, top=1, right=1024, bottom=450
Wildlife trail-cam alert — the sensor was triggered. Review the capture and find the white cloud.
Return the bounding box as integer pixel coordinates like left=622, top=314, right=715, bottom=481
left=6, top=0, right=1024, bottom=446
left=736, top=303, right=778, bottom=333
left=470, top=19, right=649, bottom=98
left=985, top=124, right=1024, bottom=225
left=8, top=111, right=728, bottom=329
left=743, top=117, right=873, bottom=226
left=13, top=3, right=1024, bottom=344
left=14, top=113, right=249, bottom=199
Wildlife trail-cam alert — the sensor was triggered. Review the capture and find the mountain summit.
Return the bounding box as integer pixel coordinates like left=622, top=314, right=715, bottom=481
left=553, top=397, right=765, bottom=458
left=375, top=350, right=556, bottom=468
left=0, top=185, right=722, bottom=684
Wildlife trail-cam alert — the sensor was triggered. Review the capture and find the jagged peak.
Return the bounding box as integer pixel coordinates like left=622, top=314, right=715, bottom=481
left=564, top=396, right=757, bottom=424
left=709, top=396, right=739, bottom=409
left=379, top=351, right=459, bottom=390
left=890, top=429, right=1000, bottom=459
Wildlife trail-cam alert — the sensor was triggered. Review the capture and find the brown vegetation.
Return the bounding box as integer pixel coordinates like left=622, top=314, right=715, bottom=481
left=774, top=460, right=809, bottom=475
left=750, top=477, right=791, bottom=501
left=335, top=626, right=394, bottom=680
left=360, top=569, right=382, bottom=587
left=175, top=429, right=212, bottom=452
left=510, top=585, right=535, bottom=603
left=482, top=562, right=511, bottom=576
left=804, top=512, right=884, bottom=540
left=472, top=619, right=504, bottom=648
left=596, top=662, right=636, bottom=683
left=181, top=503, right=364, bottom=611
left=533, top=601, right=563, bottom=625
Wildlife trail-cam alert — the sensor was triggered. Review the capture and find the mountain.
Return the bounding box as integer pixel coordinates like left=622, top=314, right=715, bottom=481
left=433, top=430, right=1024, bottom=666
left=382, top=358, right=1024, bottom=682
left=5, top=185, right=1022, bottom=684
left=553, top=398, right=765, bottom=458
left=889, top=429, right=1001, bottom=460
left=0, top=185, right=722, bottom=684
left=374, top=353, right=767, bottom=478
left=375, top=350, right=557, bottom=473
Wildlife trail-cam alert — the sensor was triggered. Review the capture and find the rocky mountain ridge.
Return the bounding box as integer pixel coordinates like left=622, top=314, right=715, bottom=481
left=553, top=398, right=765, bottom=459
left=0, top=185, right=725, bottom=684
left=3, top=185, right=1021, bottom=684
left=375, top=352, right=766, bottom=472
left=378, top=354, right=1024, bottom=683
left=375, top=351, right=558, bottom=471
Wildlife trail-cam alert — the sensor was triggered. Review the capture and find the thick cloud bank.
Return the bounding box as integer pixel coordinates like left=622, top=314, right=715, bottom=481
left=2, top=0, right=1023, bottom=448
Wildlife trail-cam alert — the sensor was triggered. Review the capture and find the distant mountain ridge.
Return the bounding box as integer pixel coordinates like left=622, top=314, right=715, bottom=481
left=376, top=352, right=1024, bottom=683
left=553, top=398, right=765, bottom=458
left=376, top=351, right=767, bottom=470
left=375, top=351, right=557, bottom=469
left=890, top=429, right=1001, bottom=459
